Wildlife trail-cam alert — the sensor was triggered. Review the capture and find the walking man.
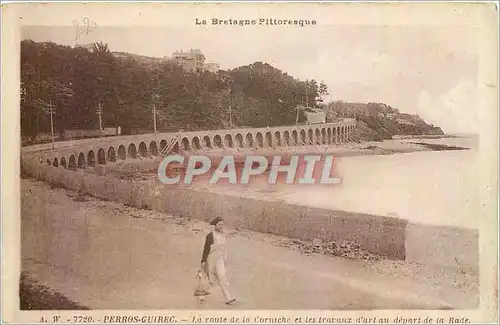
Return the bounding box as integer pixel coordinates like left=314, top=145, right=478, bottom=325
left=200, top=217, right=237, bottom=305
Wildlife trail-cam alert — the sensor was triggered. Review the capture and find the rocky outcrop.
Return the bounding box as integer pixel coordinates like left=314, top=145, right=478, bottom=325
left=326, top=101, right=445, bottom=142
left=355, top=115, right=444, bottom=142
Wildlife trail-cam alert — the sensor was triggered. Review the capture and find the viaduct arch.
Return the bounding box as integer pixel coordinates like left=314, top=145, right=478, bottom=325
left=23, top=120, right=357, bottom=171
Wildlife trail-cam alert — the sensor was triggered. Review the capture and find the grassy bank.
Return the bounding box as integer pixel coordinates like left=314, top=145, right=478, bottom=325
left=20, top=272, right=89, bottom=310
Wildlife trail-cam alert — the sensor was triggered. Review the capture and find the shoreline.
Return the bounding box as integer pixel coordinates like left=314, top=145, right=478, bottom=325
left=187, top=138, right=469, bottom=159
left=95, top=138, right=468, bottom=180
left=392, top=134, right=470, bottom=140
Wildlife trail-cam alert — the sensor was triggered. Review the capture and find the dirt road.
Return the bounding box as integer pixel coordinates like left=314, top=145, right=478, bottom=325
left=21, top=179, right=478, bottom=310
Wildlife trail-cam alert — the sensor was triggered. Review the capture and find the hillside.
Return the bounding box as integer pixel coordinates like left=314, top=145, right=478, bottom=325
left=20, top=41, right=327, bottom=139
left=20, top=40, right=443, bottom=142
left=325, top=101, right=444, bottom=141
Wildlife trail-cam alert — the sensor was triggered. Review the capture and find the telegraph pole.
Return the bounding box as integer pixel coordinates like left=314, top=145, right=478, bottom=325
left=152, top=94, right=159, bottom=134
left=153, top=104, right=157, bottom=134
left=96, top=103, right=103, bottom=141
left=228, top=88, right=233, bottom=129
left=305, top=80, right=309, bottom=107
left=47, top=101, right=56, bottom=149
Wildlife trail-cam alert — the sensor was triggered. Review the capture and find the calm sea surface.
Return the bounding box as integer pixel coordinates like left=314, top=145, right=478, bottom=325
left=279, top=136, right=480, bottom=229
left=203, top=135, right=480, bottom=229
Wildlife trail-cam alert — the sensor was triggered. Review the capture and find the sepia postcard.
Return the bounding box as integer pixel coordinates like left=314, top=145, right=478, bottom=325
left=1, top=2, right=499, bottom=324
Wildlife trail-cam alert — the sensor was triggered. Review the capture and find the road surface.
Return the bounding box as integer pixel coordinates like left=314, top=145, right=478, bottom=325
left=21, top=179, right=478, bottom=310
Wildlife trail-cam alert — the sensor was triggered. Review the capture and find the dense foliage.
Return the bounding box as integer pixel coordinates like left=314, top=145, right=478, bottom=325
left=325, top=101, right=444, bottom=141
left=20, top=40, right=328, bottom=139
left=21, top=40, right=443, bottom=142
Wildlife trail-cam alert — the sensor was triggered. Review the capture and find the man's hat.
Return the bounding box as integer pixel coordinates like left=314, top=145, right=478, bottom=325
left=209, top=217, right=223, bottom=226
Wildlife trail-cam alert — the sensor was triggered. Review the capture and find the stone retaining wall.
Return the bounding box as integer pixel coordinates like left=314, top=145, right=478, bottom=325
left=22, top=157, right=408, bottom=259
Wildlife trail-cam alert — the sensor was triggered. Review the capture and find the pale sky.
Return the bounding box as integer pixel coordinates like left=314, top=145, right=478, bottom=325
left=22, top=24, right=481, bottom=133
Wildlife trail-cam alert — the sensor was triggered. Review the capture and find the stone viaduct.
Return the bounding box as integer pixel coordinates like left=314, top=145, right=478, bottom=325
left=23, top=120, right=357, bottom=170
left=20, top=118, right=478, bottom=268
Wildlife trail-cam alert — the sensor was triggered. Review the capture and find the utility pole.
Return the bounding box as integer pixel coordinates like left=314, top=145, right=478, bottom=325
left=226, top=88, right=233, bottom=129
left=47, top=101, right=56, bottom=149
left=36, top=101, right=40, bottom=137
left=153, top=104, right=157, bottom=134
left=305, top=80, right=309, bottom=107
left=96, top=103, right=103, bottom=141
left=152, top=94, right=159, bottom=134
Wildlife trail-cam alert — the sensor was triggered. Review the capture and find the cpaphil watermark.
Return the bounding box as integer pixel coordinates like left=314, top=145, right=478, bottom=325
left=157, top=155, right=341, bottom=185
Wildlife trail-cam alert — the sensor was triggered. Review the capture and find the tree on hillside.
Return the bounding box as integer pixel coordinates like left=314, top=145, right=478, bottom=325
left=305, top=79, right=329, bottom=106
left=20, top=40, right=347, bottom=137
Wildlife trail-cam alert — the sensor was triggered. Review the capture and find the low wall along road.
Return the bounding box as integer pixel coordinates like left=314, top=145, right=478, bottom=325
left=21, top=120, right=478, bottom=271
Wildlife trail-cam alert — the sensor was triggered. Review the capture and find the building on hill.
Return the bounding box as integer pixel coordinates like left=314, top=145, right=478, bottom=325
left=110, top=49, right=219, bottom=72
left=170, top=49, right=219, bottom=73
left=297, top=105, right=326, bottom=124
left=171, top=49, right=201, bottom=71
